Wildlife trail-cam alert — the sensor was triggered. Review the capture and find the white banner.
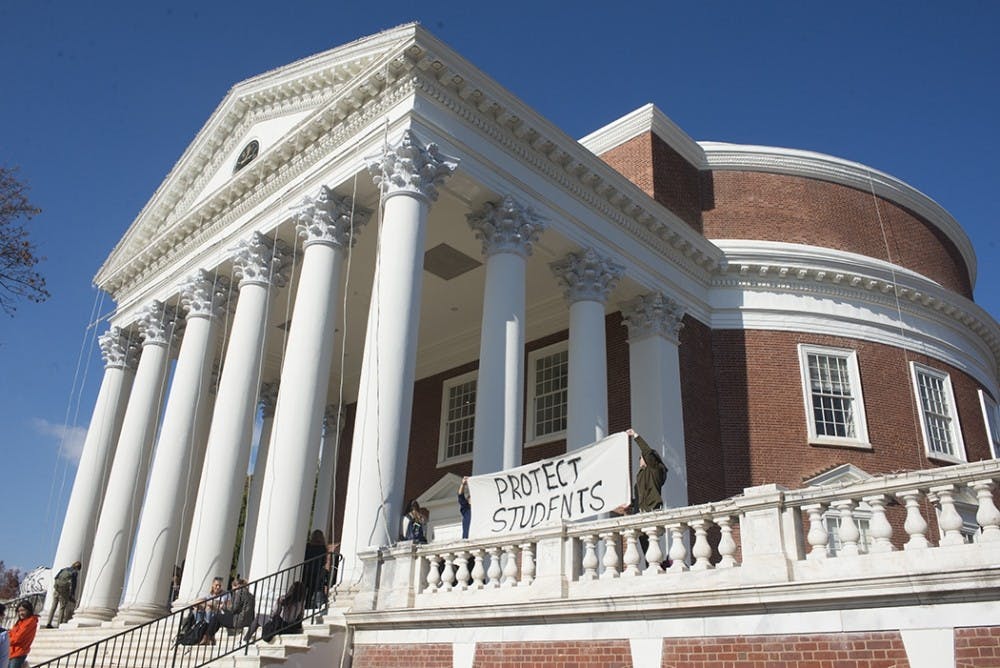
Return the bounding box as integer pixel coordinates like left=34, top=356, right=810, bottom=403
left=466, top=432, right=631, bottom=539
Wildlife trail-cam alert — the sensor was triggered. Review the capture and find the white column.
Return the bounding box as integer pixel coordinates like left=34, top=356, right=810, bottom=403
left=248, top=187, right=369, bottom=581
left=621, top=292, right=688, bottom=508
left=240, top=381, right=278, bottom=576
left=117, top=271, right=231, bottom=622
left=176, top=233, right=290, bottom=606
left=312, top=404, right=345, bottom=537
left=45, top=327, right=138, bottom=619
left=339, top=130, right=458, bottom=583
left=551, top=248, right=623, bottom=449
left=467, top=196, right=545, bottom=474
left=73, top=302, right=181, bottom=625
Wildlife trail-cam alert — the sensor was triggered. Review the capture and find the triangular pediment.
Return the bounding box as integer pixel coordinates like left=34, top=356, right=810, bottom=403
left=95, top=23, right=421, bottom=291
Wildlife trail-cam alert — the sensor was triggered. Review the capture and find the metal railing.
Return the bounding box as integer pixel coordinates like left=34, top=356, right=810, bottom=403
left=36, top=551, right=343, bottom=668
left=1, top=592, right=46, bottom=628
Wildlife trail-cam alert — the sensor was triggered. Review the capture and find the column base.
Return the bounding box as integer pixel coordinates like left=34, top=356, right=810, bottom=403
left=64, top=605, right=117, bottom=627
left=114, top=602, right=169, bottom=625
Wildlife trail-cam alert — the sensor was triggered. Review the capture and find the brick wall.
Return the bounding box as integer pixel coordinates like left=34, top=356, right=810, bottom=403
left=679, top=315, right=725, bottom=505
left=598, top=132, right=704, bottom=232
left=955, top=626, right=1000, bottom=667
left=353, top=643, right=452, bottom=667
left=475, top=640, right=633, bottom=666
left=709, top=330, right=992, bottom=499
left=703, top=170, right=972, bottom=298
left=662, top=632, right=909, bottom=667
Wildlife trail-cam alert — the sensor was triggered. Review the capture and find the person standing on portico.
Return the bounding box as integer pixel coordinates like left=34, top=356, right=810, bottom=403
left=338, top=129, right=458, bottom=583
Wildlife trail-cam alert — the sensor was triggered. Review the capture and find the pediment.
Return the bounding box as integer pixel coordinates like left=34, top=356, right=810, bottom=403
left=95, top=23, right=421, bottom=292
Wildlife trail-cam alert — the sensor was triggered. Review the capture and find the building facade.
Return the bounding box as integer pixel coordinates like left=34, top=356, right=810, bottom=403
left=47, top=23, right=1000, bottom=666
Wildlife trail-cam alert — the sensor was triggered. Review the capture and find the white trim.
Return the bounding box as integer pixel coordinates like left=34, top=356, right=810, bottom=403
left=978, top=389, right=1000, bottom=459
left=700, top=143, right=977, bottom=287
left=578, top=103, right=707, bottom=169
left=909, top=362, right=967, bottom=463
left=524, top=340, right=569, bottom=447
left=437, top=370, right=478, bottom=467
left=797, top=344, right=871, bottom=449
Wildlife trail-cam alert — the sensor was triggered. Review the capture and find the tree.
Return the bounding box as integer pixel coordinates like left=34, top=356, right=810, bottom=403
left=0, top=560, right=22, bottom=599
left=0, top=166, right=48, bottom=315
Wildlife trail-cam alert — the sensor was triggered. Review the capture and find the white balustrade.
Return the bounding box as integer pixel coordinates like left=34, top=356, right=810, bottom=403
left=690, top=518, right=713, bottom=570
left=863, top=495, right=894, bottom=554
left=970, top=479, right=1000, bottom=542
left=667, top=523, right=689, bottom=572
left=599, top=532, right=621, bottom=579
left=622, top=529, right=642, bottom=577
left=642, top=525, right=664, bottom=575
left=715, top=515, right=738, bottom=568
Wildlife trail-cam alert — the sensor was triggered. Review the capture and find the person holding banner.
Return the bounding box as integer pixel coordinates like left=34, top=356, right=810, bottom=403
left=458, top=477, right=471, bottom=539
left=615, top=428, right=668, bottom=560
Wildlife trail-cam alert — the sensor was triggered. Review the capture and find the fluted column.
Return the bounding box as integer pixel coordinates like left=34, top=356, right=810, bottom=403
left=45, top=327, right=139, bottom=620
left=621, top=292, right=687, bottom=507
left=240, top=381, right=278, bottom=576
left=117, top=271, right=232, bottom=622
left=551, top=248, right=623, bottom=449
left=467, top=196, right=545, bottom=473
left=312, top=404, right=345, bottom=537
left=248, top=187, right=369, bottom=581
left=339, top=130, right=458, bottom=582
left=176, top=234, right=290, bottom=607
left=74, top=302, right=181, bottom=625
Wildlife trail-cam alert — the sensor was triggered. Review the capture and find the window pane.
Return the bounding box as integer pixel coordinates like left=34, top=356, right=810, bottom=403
left=444, top=379, right=476, bottom=459
left=807, top=353, right=857, bottom=438
left=534, top=349, right=568, bottom=438
left=916, top=370, right=955, bottom=456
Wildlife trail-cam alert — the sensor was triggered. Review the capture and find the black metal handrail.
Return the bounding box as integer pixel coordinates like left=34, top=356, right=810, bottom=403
left=1, top=592, right=46, bottom=628
left=35, top=551, right=342, bottom=668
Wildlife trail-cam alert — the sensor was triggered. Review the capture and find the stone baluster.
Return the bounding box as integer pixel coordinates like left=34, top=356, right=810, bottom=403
left=802, top=503, right=829, bottom=560
left=690, top=518, right=713, bottom=570
left=969, top=479, right=1000, bottom=542
left=440, top=553, right=456, bottom=592
left=831, top=499, right=861, bottom=557
left=599, top=532, right=620, bottom=579
left=897, top=489, right=930, bottom=550
left=931, top=484, right=966, bottom=546
left=486, top=547, right=503, bottom=588
left=621, top=529, right=642, bottom=577
left=864, top=495, right=895, bottom=553
left=642, top=525, right=664, bottom=575
left=454, top=551, right=471, bottom=590
left=580, top=534, right=599, bottom=581
left=715, top=516, right=738, bottom=568
left=519, top=542, right=536, bottom=586
left=471, top=549, right=487, bottom=588
left=667, top=523, right=689, bottom=572
left=426, top=553, right=441, bottom=593
left=501, top=544, right=520, bottom=587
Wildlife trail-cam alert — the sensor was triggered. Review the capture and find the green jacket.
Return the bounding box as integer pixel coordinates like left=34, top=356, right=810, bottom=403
left=633, top=435, right=667, bottom=513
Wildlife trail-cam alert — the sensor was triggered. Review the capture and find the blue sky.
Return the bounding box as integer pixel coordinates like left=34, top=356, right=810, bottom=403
left=1, top=2, right=997, bottom=572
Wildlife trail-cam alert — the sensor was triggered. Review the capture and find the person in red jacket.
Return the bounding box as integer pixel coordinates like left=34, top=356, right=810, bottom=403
left=8, top=599, right=38, bottom=668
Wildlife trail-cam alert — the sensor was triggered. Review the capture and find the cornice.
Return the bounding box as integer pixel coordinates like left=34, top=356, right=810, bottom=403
left=578, top=103, right=707, bottom=169
left=700, top=142, right=977, bottom=288
left=712, top=240, right=1000, bottom=381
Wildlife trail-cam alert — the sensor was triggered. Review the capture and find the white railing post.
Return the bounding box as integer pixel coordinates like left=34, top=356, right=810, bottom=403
left=455, top=550, right=470, bottom=590
left=831, top=499, right=861, bottom=557
left=666, top=523, right=688, bottom=572
left=969, top=479, right=1000, bottom=542
left=734, top=484, right=792, bottom=582
left=471, top=548, right=487, bottom=589
left=426, top=553, right=442, bottom=593
left=501, top=544, right=520, bottom=587
left=531, top=525, right=569, bottom=598
left=440, top=552, right=456, bottom=592
left=642, top=525, right=665, bottom=575
left=802, top=503, right=829, bottom=561
left=599, top=532, right=621, bottom=579
left=863, top=494, right=895, bottom=553
left=519, top=542, right=536, bottom=586
left=690, top=518, right=713, bottom=570
left=580, top=534, right=600, bottom=581
left=897, top=489, right=930, bottom=550
left=486, top=546, right=503, bottom=588
left=931, top=484, right=967, bottom=546
left=621, top=529, right=642, bottom=577
left=715, top=515, right=738, bottom=568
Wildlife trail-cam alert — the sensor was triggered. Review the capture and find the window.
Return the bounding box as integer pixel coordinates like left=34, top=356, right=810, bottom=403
left=825, top=514, right=872, bottom=557
left=978, top=389, right=1000, bottom=459
left=526, top=342, right=569, bottom=444
left=910, top=362, right=966, bottom=461
left=797, top=345, right=870, bottom=448
left=438, top=371, right=477, bottom=465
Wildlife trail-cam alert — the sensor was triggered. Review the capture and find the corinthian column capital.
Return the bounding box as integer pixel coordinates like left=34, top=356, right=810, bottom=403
left=467, top=195, right=547, bottom=259
left=620, top=292, right=685, bottom=343
left=179, top=270, right=233, bottom=320
left=98, top=326, right=140, bottom=370
left=259, top=381, right=279, bottom=419
left=137, top=301, right=182, bottom=349
left=550, top=248, right=624, bottom=305
left=231, top=232, right=292, bottom=289
left=292, top=186, right=371, bottom=249
left=367, top=129, right=459, bottom=203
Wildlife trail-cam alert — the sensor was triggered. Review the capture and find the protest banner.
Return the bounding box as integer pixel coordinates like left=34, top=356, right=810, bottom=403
left=465, top=432, right=631, bottom=538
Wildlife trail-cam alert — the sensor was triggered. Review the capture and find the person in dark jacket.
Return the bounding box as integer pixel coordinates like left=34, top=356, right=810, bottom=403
left=458, top=477, right=471, bottom=539
left=615, top=428, right=668, bottom=559
left=204, top=578, right=254, bottom=641
left=45, top=560, right=81, bottom=628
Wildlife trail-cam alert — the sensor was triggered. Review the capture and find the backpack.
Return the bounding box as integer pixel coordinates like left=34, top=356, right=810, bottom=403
left=55, top=568, right=74, bottom=586
left=175, top=613, right=207, bottom=646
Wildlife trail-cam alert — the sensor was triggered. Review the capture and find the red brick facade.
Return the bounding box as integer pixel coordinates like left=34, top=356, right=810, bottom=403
left=662, top=632, right=910, bottom=667
left=955, top=626, right=1000, bottom=667
left=353, top=642, right=453, bottom=667
left=474, top=640, right=633, bottom=667
left=702, top=170, right=972, bottom=298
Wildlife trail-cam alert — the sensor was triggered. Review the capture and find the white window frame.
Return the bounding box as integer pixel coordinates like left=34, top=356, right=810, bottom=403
left=525, top=340, right=569, bottom=447
left=797, top=344, right=871, bottom=449
left=824, top=510, right=872, bottom=558
left=437, top=370, right=478, bottom=466
left=910, top=362, right=967, bottom=463
left=978, top=389, right=1000, bottom=459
